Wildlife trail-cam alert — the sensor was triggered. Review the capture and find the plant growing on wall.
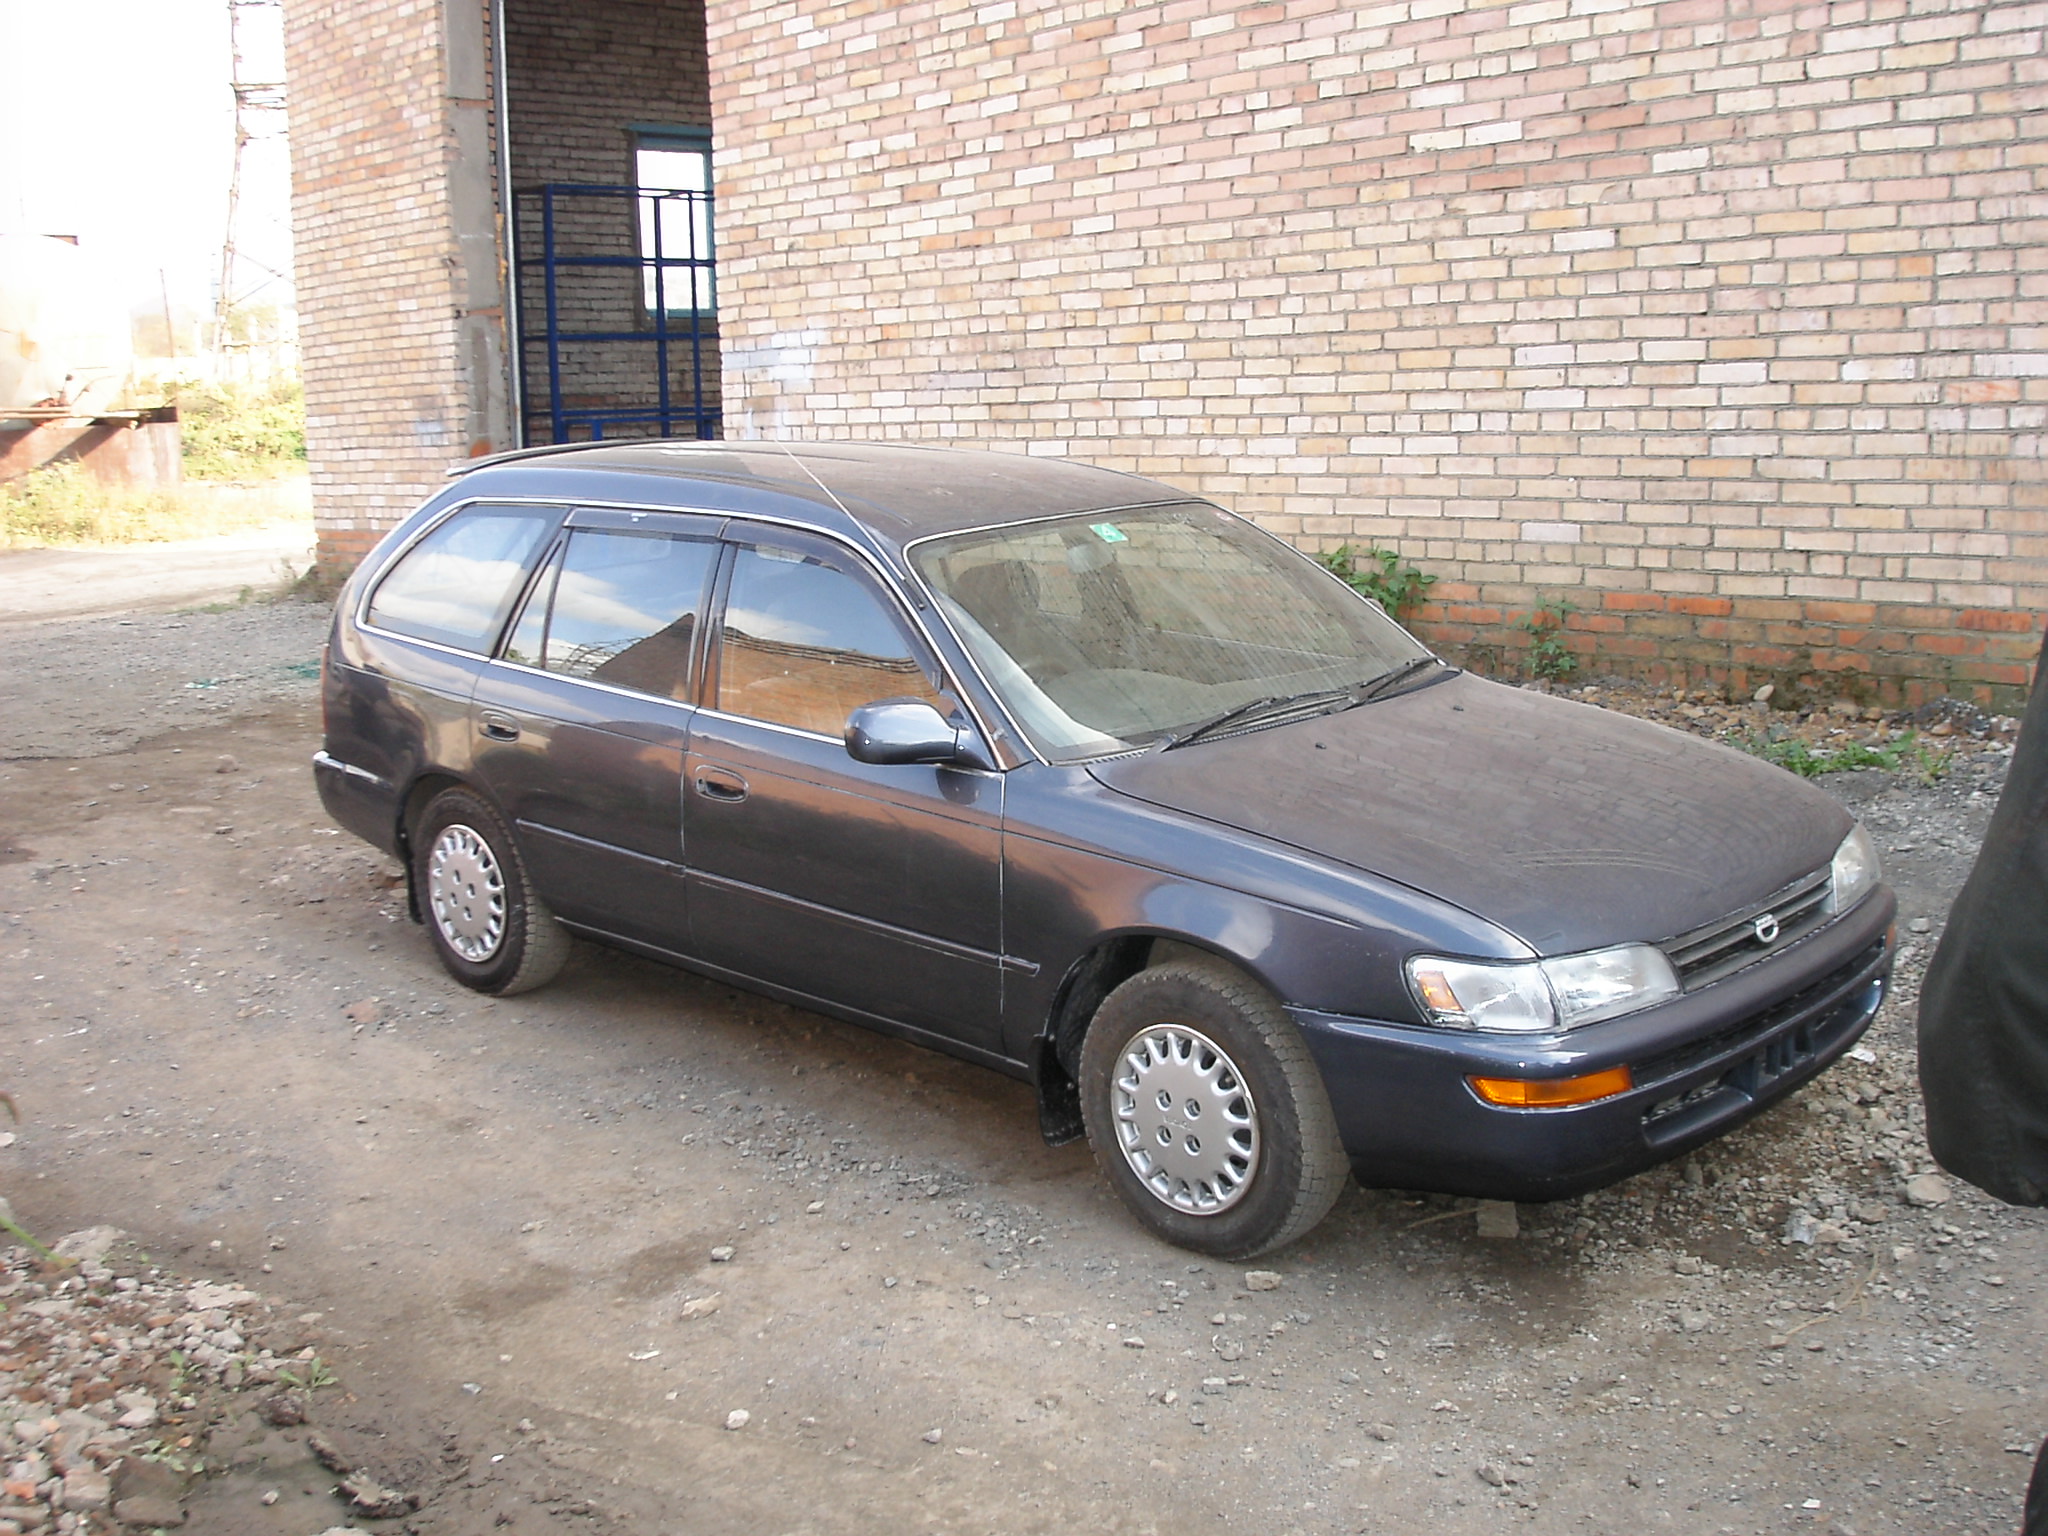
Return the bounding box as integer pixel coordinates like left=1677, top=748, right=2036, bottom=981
left=1517, top=597, right=1578, bottom=682
left=1316, top=544, right=1436, bottom=620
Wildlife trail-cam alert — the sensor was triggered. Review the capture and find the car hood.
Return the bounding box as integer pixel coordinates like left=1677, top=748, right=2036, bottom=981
left=1085, top=672, right=1851, bottom=954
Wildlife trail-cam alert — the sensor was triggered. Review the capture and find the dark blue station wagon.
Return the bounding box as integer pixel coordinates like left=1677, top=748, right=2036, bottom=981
left=315, top=441, right=1894, bottom=1256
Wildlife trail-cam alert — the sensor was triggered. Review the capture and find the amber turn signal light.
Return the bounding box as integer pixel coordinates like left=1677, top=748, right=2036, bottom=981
left=1468, top=1064, right=1634, bottom=1109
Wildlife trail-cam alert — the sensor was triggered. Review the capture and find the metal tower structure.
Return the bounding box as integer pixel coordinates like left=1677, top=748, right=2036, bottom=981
left=214, top=0, right=288, bottom=357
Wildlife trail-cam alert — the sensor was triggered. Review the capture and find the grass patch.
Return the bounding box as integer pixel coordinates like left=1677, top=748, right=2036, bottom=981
left=0, top=463, right=311, bottom=549
left=1743, top=729, right=1953, bottom=783
left=170, top=377, right=307, bottom=480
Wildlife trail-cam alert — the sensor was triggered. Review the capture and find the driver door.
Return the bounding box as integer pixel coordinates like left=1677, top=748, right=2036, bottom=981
left=681, top=528, right=1007, bottom=1053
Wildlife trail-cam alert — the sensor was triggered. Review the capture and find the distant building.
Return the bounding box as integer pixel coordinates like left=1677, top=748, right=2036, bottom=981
left=281, top=0, right=2045, bottom=703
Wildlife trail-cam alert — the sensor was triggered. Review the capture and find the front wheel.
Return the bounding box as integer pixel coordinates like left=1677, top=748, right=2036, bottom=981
left=1078, top=956, right=1347, bottom=1258
left=413, top=787, right=570, bottom=996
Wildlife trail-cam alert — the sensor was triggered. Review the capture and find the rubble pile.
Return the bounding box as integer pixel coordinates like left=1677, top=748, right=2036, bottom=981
left=0, top=1227, right=317, bottom=1534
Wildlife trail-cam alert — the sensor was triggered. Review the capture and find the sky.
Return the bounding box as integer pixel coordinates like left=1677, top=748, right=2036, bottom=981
left=0, top=0, right=293, bottom=325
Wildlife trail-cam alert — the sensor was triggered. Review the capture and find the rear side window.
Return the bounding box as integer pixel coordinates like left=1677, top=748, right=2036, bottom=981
left=504, top=528, right=715, bottom=701
left=366, top=505, right=558, bottom=652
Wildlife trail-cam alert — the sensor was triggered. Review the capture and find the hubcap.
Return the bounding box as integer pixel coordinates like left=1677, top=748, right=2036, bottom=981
left=1110, top=1024, right=1259, bottom=1215
left=427, top=823, right=506, bottom=963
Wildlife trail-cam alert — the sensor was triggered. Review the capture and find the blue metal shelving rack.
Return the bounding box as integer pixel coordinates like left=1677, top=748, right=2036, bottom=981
left=514, top=183, right=719, bottom=443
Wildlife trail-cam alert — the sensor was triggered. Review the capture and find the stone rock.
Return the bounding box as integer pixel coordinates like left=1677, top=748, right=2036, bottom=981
left=679, top=1293, right=723, bottom=1320
left=305, top=1432, right=352, bottom=1475
left=1903, top=1174, right=1951, bottom=1207
left=52, top=1227, right=123, bottom=1264
left=921, top=1427, right=942, bottom=1444
left=1476, top=1462, right=1506, bottom=1487
left=340, top=1471, right=414, bottom=1518
left=1785, top=1212, right=1818, bottom=1244
left=724, top=1410, right=750, bottom=1431
left=709, top=1245, right=736, bottom=1263
left=257, top=1393, right=305, bottom=1427
left=110, top=1456, right=184, bottom=1514
left=114, top=1494, right=185, bottom=1527
left=1475, top=1201, right=1519, bottom=1239
left=1243, top=1270, right=1281, bottom=1291
left=60, top=1467, right=111, bottom=1511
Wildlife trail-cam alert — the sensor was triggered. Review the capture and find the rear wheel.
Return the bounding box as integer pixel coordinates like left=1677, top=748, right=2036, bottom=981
left=1078, top=955, right=1347, bottom=1257
left=414, top=787, right=570, bottom=996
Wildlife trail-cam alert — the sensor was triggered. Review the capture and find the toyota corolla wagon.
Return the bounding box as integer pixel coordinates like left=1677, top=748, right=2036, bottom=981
left=314, top=441, right=1894, bottom=1256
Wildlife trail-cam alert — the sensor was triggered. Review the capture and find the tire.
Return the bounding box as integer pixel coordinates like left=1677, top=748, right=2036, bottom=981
left=413, top=787, right=570, bottom=996
left=1078, top=955, right=1347, bottom=1258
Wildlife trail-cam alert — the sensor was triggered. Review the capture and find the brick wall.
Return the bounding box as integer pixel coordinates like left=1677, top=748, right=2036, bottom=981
left=504, top=0, right=718, bottom=442
left=707, top=0, right=2048, bottom=705
left=284, top=0, right=500, bottom=573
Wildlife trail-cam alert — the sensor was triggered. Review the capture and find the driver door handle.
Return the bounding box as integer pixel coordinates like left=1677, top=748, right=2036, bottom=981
left=478, top=711, right=520, bottom=742
left=694, top=766, right=749, bottom=803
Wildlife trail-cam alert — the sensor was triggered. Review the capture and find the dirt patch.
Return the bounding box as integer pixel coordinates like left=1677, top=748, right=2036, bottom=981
left=0, top=608, right=2040, bottom=1535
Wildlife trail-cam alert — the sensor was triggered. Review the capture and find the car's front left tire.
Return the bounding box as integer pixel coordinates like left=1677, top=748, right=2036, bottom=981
left=414, top=787, right=570, bottom=996
left=1078, top=954, right=1348, bottom=1258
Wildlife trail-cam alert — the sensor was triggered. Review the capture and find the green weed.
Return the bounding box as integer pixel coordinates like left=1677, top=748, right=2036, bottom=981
left=1744, top=730, right=1953, bottom=783
left=1316, top=544, right=1437, bottom=619
left=275, top=1355, right=338, bottom=1391
left=1518, top=597, right=1578, bottom=682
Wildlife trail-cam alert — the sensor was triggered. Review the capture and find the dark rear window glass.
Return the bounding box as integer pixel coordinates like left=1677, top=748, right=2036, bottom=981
left=504, top=528, right=715, bottom=702
left=366, top=505, right=558, bottom=653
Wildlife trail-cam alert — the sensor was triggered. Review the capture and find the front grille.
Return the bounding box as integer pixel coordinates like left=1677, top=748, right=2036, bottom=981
left=1662, top=865, right=1832, bottom=989
left=1638, top=939, right=1886, bottom=1140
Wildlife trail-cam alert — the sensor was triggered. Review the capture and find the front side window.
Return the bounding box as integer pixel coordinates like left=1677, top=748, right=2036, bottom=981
left=715, top=542, right=945, bottom=736
left=366, top=505, right=558, bottom=653
left=504, top=528, right=716, bottom=701
left=911, top=504, right=1432, bottom=761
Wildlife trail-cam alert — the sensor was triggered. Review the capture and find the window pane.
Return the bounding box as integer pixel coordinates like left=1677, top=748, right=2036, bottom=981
left=539, top=529, right=715, bottom=701
left=367, top=506, right=558, bottom=653
left=717, top=544, right=943, bottom=735
left=912, top=504, right=1428, bottom=760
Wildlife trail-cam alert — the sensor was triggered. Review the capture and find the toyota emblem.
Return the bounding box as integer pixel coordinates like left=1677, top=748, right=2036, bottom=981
left=1753, top=912, right=1781, bottom=944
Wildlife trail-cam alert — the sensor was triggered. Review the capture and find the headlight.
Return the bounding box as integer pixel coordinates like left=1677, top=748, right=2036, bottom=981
left=1407, top=943, right=1681, bottom=1034
left=1826, top=823, right=1880, bottom=914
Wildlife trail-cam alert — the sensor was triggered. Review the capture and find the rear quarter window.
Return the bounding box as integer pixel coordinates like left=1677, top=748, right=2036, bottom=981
left=365, top=505, right=560, bottom=653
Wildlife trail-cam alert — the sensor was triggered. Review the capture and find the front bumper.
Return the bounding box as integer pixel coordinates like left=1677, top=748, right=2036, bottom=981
left=1292, top=887, right=1896, bottom=1202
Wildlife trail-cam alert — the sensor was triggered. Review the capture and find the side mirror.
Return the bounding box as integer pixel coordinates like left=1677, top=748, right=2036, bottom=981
left=845, top=698, right=990, bottom=769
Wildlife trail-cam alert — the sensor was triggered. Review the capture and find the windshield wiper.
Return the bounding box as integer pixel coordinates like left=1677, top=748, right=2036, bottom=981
left=1160, top=688, right=1354, bottom=751
left=1350, top=655, right=1444, bottom=704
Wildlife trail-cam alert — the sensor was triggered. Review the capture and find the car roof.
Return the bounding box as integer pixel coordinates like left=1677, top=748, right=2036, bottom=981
left=446, top=440, right=1194, bottom=552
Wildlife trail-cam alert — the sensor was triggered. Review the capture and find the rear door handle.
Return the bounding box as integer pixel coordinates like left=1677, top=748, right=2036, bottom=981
left=478, top=711, right=521, bottom=742
left=693, top=767, right=748, bottom=803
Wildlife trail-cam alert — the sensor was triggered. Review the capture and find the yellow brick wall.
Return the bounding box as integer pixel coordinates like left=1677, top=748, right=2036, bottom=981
left=284, top=0, right=483, bottom=573
left=707, top=0, right=2048, bottom=701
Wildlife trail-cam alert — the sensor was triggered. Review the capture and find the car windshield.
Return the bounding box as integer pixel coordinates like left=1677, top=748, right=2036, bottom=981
left=910, top=503, right=1435, bottom=762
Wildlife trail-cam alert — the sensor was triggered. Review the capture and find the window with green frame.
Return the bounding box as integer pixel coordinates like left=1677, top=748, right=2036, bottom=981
left=633, top=127, right=714, bottom=317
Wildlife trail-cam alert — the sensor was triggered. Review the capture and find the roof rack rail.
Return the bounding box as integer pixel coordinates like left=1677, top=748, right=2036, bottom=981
left=445, top=440, right=616, bottom=478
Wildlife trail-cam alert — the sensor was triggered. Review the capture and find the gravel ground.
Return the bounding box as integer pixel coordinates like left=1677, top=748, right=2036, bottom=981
left=0, top=599, right=2041, bottom=1535
left=0, top=603, right=330, bottom=764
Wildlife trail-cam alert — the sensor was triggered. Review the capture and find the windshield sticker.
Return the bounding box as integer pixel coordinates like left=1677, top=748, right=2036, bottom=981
left=1089, top=523, right=1128, bottom=543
